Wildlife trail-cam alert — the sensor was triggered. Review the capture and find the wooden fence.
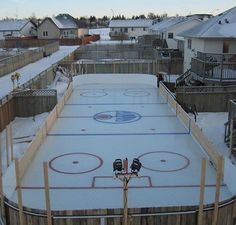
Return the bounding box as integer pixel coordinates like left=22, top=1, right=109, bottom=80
left=159, top=82, right=221, bottom=166
left=17, top=83, right=73, bottom=180
left=176, top=85, right=236, bottom=112
left=0, top=89, right=57, bottom=132
left=0, top=42, right=59, bottom=77
left=13, top=89, right=57, bottom=117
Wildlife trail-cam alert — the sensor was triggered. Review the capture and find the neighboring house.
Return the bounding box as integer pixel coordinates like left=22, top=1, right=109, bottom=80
left=180, top=7, right=236, bottom=72
left=38, top=14, right=88, bottom=39
left=0, top=19, right=37, bottom=40
left=150, top=17, right=203, bottom=49
left=109, top=19, right=153, bottom=40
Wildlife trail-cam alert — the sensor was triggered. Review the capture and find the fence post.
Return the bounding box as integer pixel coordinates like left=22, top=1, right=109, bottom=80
left=43, top=162, right=52, bottom=225
left=0, top=133, right=5, bottom=220
left=212, top=156, right=224, bottom=225
left=229, top=119, right=234, bottom=158
left=15, top=159, right=24, bottom=225
left=198, top=158, right=206, bottom=225
left=9, top=123, right=14, bottom=162
left=5, top=125, right=10, bottom=168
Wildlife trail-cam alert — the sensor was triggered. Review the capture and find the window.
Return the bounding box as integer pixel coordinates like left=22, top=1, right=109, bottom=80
left=131, top=27, right=135, bottom=31
left=143, top=27, right=146, bottom=31
left=187, top=39, right=192, bottom=49
left=120, top=28, right=123, bottom=32
left=223, top=41, right=229, bottom=53
left=168, top=33, right=174, bottom=39
left=124, top=28, right=128, bottom=33
left=42, top=31, right=48, bottom=37
left=111, top=28, right=114, bottom=31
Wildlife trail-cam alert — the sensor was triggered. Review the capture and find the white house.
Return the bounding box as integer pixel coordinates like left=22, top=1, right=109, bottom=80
left=109, top=19, right=153, bottom=40
left=180, top=7, right=236, bottom=71
left=0, top=19, right=37, bottom=40
left=38, top=14, right=88, bottom=39
left=150, top=17, right=203, bottom=49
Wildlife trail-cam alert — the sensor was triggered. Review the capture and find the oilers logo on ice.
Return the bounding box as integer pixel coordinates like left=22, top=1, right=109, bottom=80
left=94, top=111, right=142, bottom=124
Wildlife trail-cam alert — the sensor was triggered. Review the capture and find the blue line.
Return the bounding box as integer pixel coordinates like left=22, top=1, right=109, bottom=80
left=58, top=115, right=176, bottom=119
left=47, top=132, right=190, bottom=137
left=65, top=103, right=167, bottom=106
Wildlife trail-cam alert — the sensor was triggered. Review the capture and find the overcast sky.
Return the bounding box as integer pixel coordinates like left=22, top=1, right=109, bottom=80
left=1, top=0, right=235, bottom=19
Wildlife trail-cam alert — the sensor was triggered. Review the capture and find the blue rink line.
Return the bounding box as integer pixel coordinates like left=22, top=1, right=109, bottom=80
left=58, top=115, right=176, bottom=119
left=65, top=103, right=167, bottom=106
left=47, top=132, right=190, bottom=137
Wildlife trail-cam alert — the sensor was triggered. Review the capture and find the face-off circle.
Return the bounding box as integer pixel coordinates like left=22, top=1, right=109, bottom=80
left=94, top=111, right=142, bottom=124
left=124, top=90, right=150, bottom=97
left=80, top=91, right=107, bottom=97
left=49, top=153, right=103, bottom=175
left=138, top=151, right=190, bottom=172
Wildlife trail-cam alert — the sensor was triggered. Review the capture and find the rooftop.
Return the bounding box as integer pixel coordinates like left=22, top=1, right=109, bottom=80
left=180, top=6, right=236, bottom=38
left=109, top=19, right=153, bottom=28
left=0, top=19, right=33, bottom=31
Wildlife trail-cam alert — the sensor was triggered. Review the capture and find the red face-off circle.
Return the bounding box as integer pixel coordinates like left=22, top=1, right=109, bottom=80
left=49, top=153, right=103, bottom=175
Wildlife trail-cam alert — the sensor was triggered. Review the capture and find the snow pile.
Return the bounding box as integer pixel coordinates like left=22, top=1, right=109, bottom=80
left=49, top=66, right=71, bottom=99
left=189, top=112, right=229, bottom=156
left=0, top=113, right=48, bottom=173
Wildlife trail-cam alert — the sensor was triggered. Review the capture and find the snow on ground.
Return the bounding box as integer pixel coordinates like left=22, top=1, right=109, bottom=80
left=189, top=112, right=229, bottom=156
left=89, top=28, right=110, bottom=40
left=0, top=45, right=79, bottom=99
left=0, top=70, right=70, bottom=174
left=0, top=113, right=48, bottom=173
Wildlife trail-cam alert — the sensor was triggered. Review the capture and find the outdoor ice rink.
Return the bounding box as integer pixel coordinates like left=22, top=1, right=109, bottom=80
left=7, top=74, right=232, bottom=210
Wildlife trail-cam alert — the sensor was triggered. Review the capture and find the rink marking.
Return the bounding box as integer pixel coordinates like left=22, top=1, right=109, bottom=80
left=58, top=115, right=176, bottom=119
left=20, top=184, right=226, bottom=190
left=65, top=103, right=167, bottom=106
left=47, top=132, right=190, bottom=137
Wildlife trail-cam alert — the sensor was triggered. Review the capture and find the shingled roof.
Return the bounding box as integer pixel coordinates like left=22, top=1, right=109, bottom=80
left=180, top=7, right=236, bottom=38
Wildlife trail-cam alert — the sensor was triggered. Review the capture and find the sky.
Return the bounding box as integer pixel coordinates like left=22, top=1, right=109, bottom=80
left=0, top=0, right=235, bottom=19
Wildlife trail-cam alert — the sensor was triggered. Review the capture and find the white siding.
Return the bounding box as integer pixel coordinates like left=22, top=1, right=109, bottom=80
left=166, top=20, right=202, bottom=49
left=203, top=40, right=223, bottom=53
left=110, top=27, right=150, bottom=39
left=183, top=38, right=204, bottom=71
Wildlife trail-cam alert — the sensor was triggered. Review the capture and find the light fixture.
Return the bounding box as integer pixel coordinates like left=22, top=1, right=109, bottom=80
left=113, top=159, right=123, bottom=172
left=130, top=158, right=142, bottom=173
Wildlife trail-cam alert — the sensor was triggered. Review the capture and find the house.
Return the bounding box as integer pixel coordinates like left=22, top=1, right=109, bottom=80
left=109, top=19, right=153, bottom=40
left=150, top=17, right=203, bottom=49
left=38, top=14, right=88, bottom=39
left=0, top=19, right=37, bottom=40
left=180, top=7, right=236, bottom=72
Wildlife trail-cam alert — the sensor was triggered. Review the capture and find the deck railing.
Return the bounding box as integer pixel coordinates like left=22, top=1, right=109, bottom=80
left=191, top=52, right=236, bottom=81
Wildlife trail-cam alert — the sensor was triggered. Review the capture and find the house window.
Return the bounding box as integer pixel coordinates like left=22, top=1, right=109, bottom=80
left=120, top=28, right=123, bottom=32
left=223, top=41, right=229, bottom=53
left=124, top=28, right=128, bottom=33
left=187, top=39, right=192, bottom=49
left=168, top=33, right=173, bottom=39
left=143, top=27, right=146, bottom=31
left=131, top=27, right=134, bottom=31
left=42, top=31, right=48, bottom=37
left=111, top=28, right=114, bottom=31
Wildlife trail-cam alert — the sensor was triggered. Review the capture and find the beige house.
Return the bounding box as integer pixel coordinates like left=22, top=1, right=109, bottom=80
left=38, top=14, right=88, bottom=39
left=109, top=19, right=153, bottom=40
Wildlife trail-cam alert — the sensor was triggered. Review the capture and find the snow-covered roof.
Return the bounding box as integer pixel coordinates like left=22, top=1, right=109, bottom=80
left=0, top=19, right=32, bottom=31
left=49, top=14, right=78, bottom=29
left=180, top=7, right=236, bottom=38
left=150, top=17, right=201, bottom=32
left=109, top=19, right=153, bottom=28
